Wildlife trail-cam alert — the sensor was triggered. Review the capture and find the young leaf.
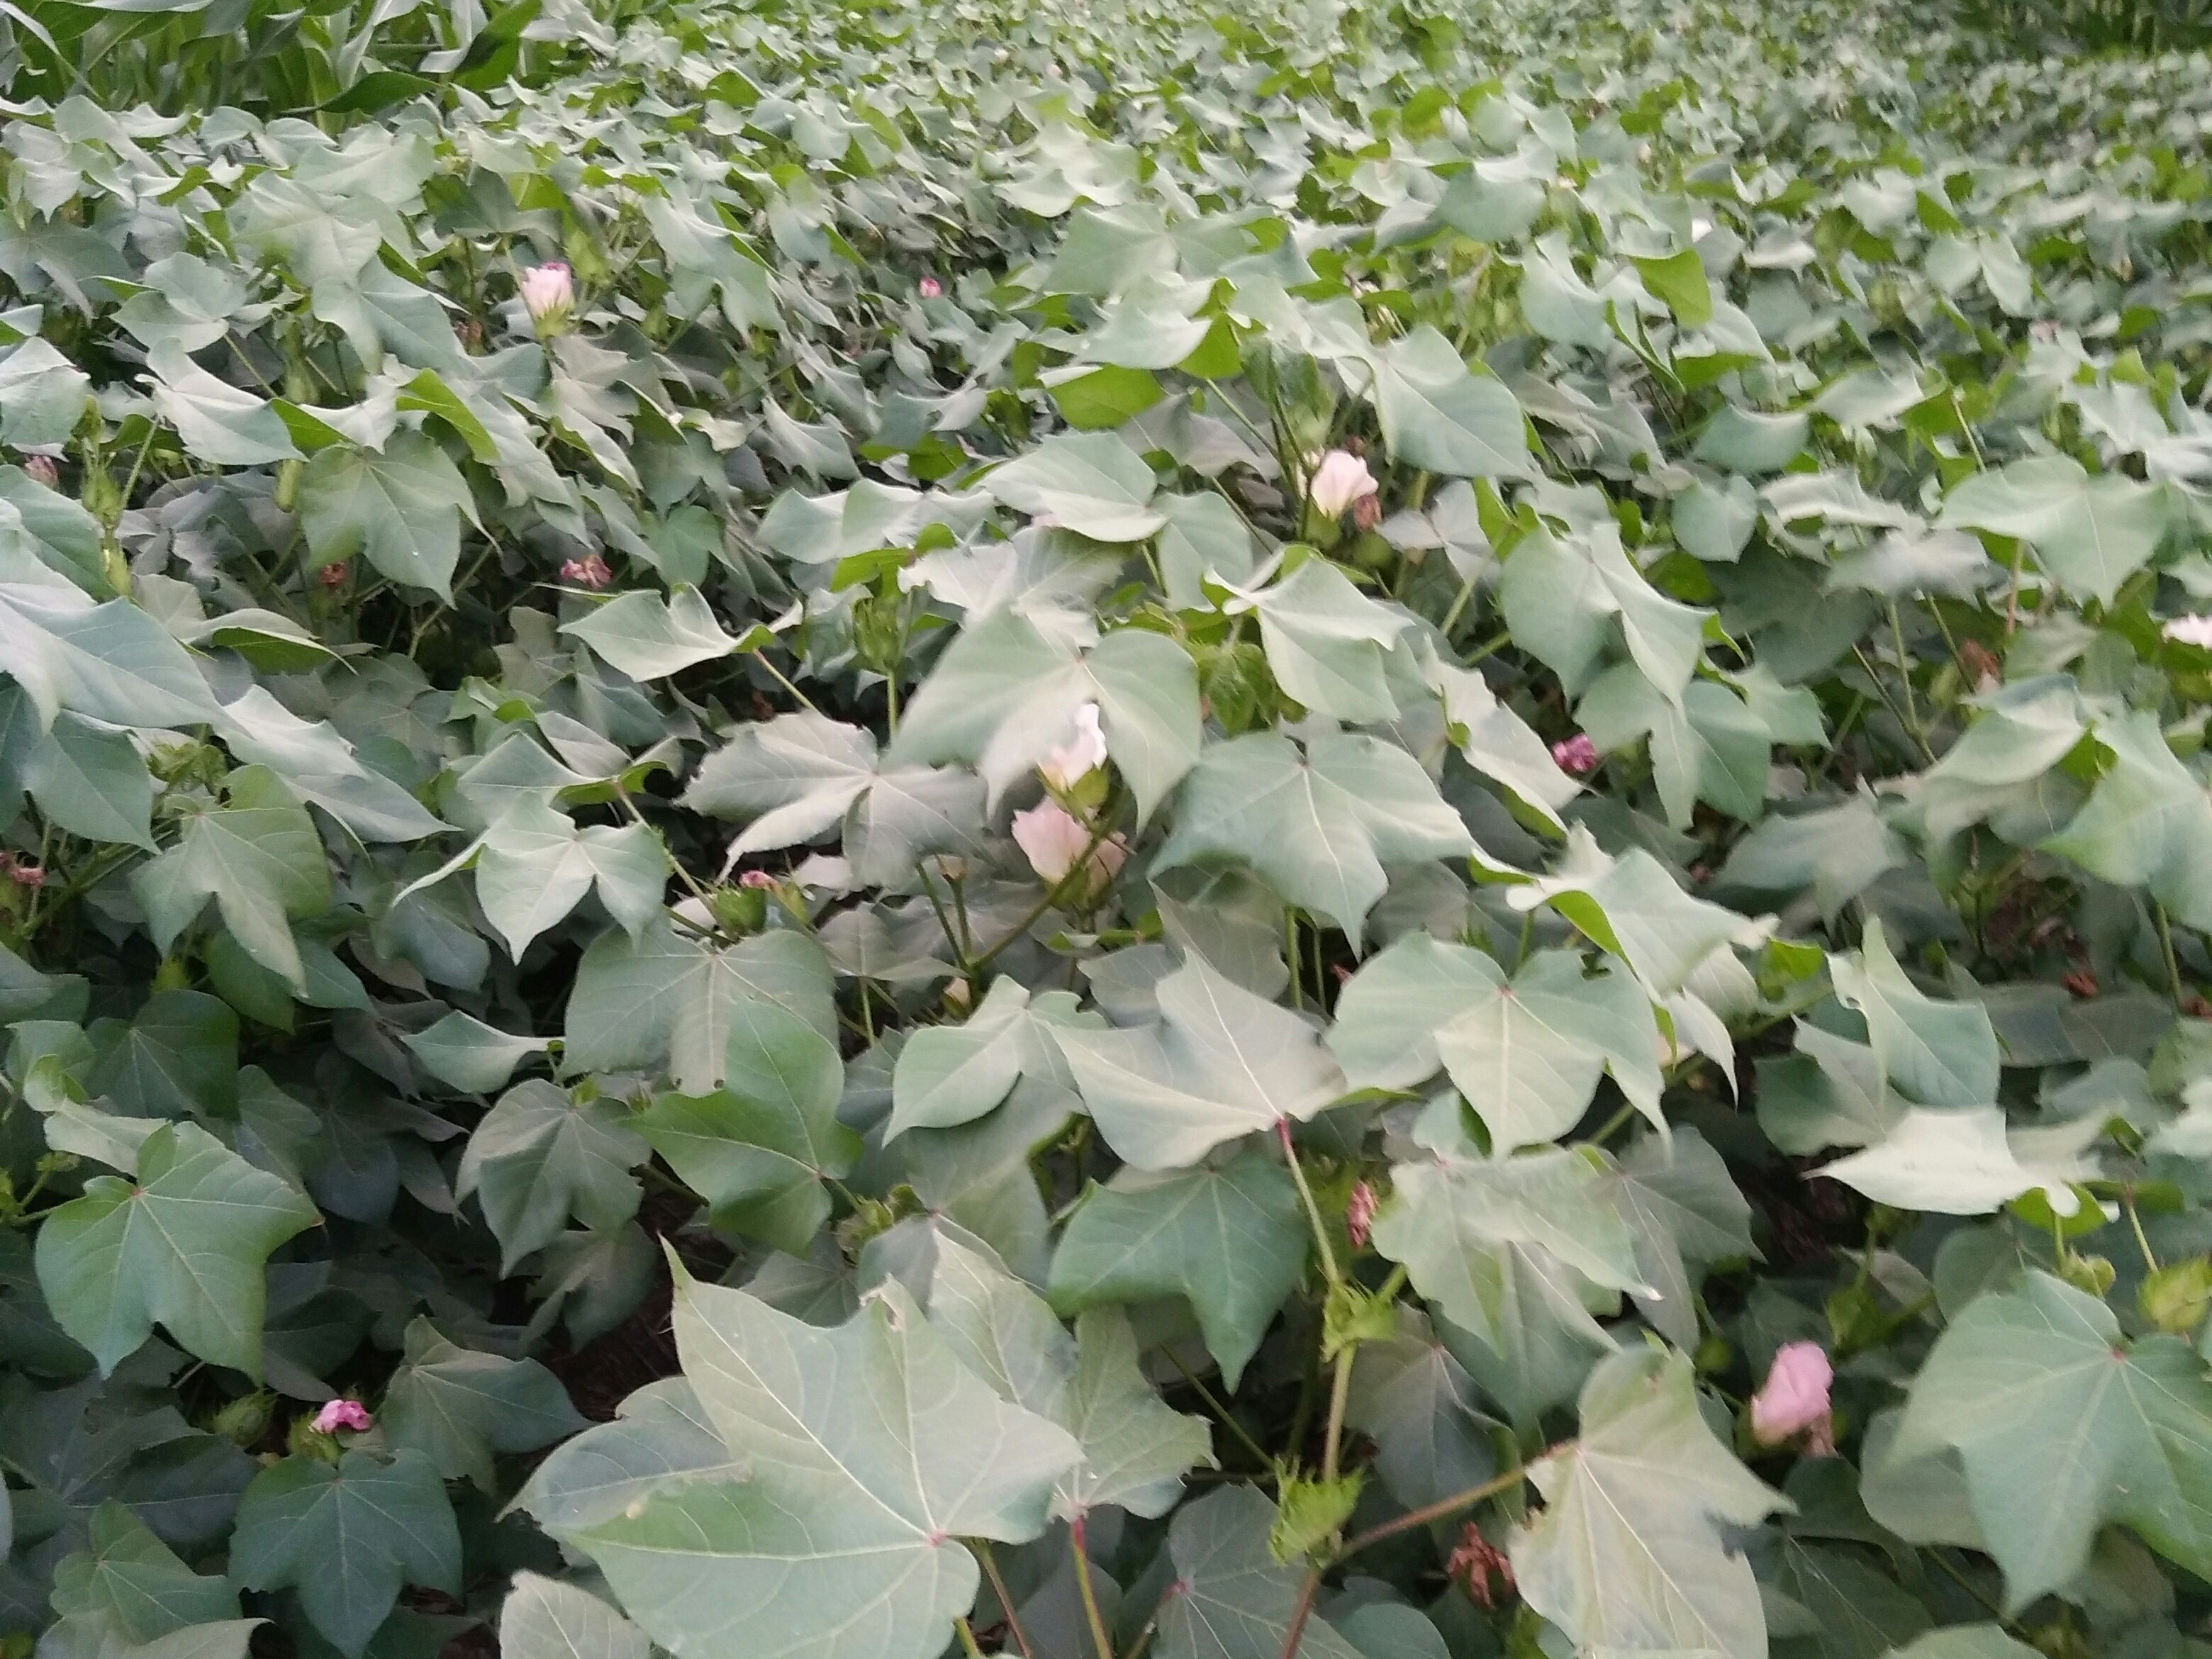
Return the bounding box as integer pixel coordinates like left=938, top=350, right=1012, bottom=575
left=455, top=1080, right=647, bottom=1275
left=379, top=1317, right=585, bottom=1490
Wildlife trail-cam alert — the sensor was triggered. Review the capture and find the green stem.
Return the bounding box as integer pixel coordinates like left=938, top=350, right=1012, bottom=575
left=1321, top=1349, right=1354, bottom=1484
left=1275, top=1118, right=1342, bottom=1287
left=977, top=1543, right=1034, bottom=1659
left=1165, top=1348, right=1273, bottom=1470
left=2157, top=901, right=2186, bottom=1011
left=1070, top=1515, right=1115, bottom=1659
left=956, top=1616, right=987, bottom=1659
left=2126, top=1189, right=2160, bottom=1275
left=751, top=648, right=822, bottom=715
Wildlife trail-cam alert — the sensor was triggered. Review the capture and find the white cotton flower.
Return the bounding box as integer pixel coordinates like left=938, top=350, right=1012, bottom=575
left=1306, top=449, right=1379, bottom=519
left=520, top=262, right=574, bottom=334
left=1011, top=800, right=1127, bottom=896
left=2166, top=615, right=2212, bottom=649
left=1040, top=703, right=1107, bottom=791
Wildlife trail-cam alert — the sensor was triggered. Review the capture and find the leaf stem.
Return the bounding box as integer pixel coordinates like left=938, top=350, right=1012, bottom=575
left=1275, top=1117, right=1342, bottom=1287
left=750, top=647, right=822, bottom=715
left=1070, top=1514, right=1115, bottom=1659
left=956, top=1616, right=988, bottom=1659
left=1164, top=1347, right=1273, bottom=1470
left=1320, top=1348, right=1354, bottom=1483
left=2157, top=901, right=2186, bottom=1011
left=2126, top=1188, right=2160, bottom=1275
left=976, top=1543, right=1034, bottom=1659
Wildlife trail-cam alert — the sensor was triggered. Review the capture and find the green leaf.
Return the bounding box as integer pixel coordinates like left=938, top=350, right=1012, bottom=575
left=518, top=1378, right=738, bottom=1537
left=499, top=1573, right=648, bottom=1659
left=1831, top=918, right=1999, bottom=1107
left=888, top=977, right=1095, bottom=1138
left=1499, top=515, right=1709, bottom=700
left=1331, top=937, right=1663, bottom=1147
left=1938, top=457, right=2171, bottom=605
left=890, top=610, right=1200, bottom=821
left=1819, top=1107, right=2096, bottom=1215
left=297, top=432, right=471, bottom=600
left=379, top=1317, right=584, bottom=1490
left=1509, top=829, right=1766, bottom=998
left=1603, top=1127, right=1755, bottom=1349
left=88, top=988, right=238, bottom=1119
left=474, top=800, right=665, bottom=959
left=147, top=341, right=300, bottom=467
left=2042, top=710, right=2212, bottom=934
left=882, top=1222, right=1213, bottom=1518
left=983, top=431, right=1165, bottom=542
left=229, top=1449, right=461, bottom=1659
left=1156, top=492, right=1256, bottom=610
left=35, top=1120, right=317, bottom=1377
left=456, top=1080, right=647, bottom=1275
left=10, top=709, right=155, bottom=848
left=559, top=586, right=747, bottom=681
left=1153, top=1485, right=1361, bottom=1659
left=1894, top=1270, right=2212, bottom=1607
left=1716, top=795, right=1906, bottom=921
left=1363, top=326, right=1534, bottom=479
left=131, top=766, right=332, bottom=994
left=1371, top=1145, right=1647, bottom=1352
left=1153, top=731, right=1478, bottom=941
left=52, top=1499, right=238, bottom=1643
left=1511, top=1348, right=1782, bottom=1659
left=1049, top=1146, right=1307, bottom=1390
left=1631, top=248, right=1715, bottom=328
left=1344, top=1306, right=1497, bottom=1511
left=401, top=1012, right=549, bottom=1094
left=0, top=583, right=222, bottom=732
left=1051, top=953, right=1345, bottom=1170
left=554, top=1267, right=1080, bottom=1659
left=1239, top=558, right=1407, bottom=725
left=683, top=711, right=985, bottom=886
left=562, top=919, right=837, bottom=1093
left=634, top=998, right=859, bottom=1254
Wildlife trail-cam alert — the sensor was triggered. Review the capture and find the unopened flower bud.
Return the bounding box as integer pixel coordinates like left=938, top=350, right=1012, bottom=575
left=21, top=454, right=57, bottom=488
left=521, top=262, right=574, bottom=335
left=919, top=276, right=942, bottom=299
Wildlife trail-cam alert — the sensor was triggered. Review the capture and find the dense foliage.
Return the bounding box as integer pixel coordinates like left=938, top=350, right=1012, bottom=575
left=6, top=2, right=2212, bottom=1659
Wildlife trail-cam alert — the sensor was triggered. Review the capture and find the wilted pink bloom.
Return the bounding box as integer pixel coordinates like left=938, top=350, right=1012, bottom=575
left=21, top=455, right=57, bottom=488
left=1351, top=493, right=1382, bottom=533
left=318, top=562, right=347, bottom=589
left=1040, top=703, right=1107, bottom=791
left=311, top=1399, right=372, bottom=1434
left=9, top=862, right=43, bottom=888
left=2166, top=616, right=2212, bottom=649
left=1346, top=1181, right=1378, bottom=1251
left=1010, top=800, right=1126, bottom=896
left=1750, top=1341, right=1833, bottom=1452
left=1445, top=1522, right=1514, bottom=1609
left=521, top=262, right=574, bottom=333
left=918, top=276, right=943, bottom=299
left=738, top=870, right=777, bottom=889
left=1307, top=449, right=1379, bottom=519
left=1551, top=733, right=1599, bottom=775
left=560, top=555, right=613, bottom=588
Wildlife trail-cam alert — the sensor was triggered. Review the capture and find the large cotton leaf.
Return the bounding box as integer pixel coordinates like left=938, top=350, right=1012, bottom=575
left=1329, top=936, right=1663, bottom=1147
left=1151, top=731, right=1478, bottom=940
left=888, top=976, right=1095, bottom=1138
left=1362, top=326, right=1535, bottom=480
left=1507, top=828, right=1767, bottom=998
left=455, top=1080, right=647, bottom=1274
left=1152, top=1486, right=1362, bottom=1659
left=1830, top=919, right=1999, bottom=1107
left=297, top=432, right=472, bottom=600
left=501, top=1573, right=649, bottom=1659
left=559, top=586, right=748, bottom=681
left=1893, top=1272, right=2212, bottom=1607
left=1051, top=953, right=1346, bottom=1169
left=1234, top=557, right=1408, bottom=724
left=379, top=1317, right=584, bottom=1490
left=1938, top=456, right=2171, bottom=605
left=982, top=430, right=1165, bottom=542
left=35, top=1122, right=318, bottom=1378
left=473, top=801, right=665, bottom=959
left=1048, top=1147, right=1307, bottom=1390
left=888, top=610, right=1200, bottom=820
left=229, top=1450, right=460, bottom=1659
left=682, top=711, right=984, bottom=886
left=634, top=998, right=859, bottom=1254
left=1370, top=1145, right=1647, bottom=1352
left=0, top=582, right=222, bottom=732
left=1499, top=515, right=1709, bottom=699
left=1511, top=1348, right=1782, bottom=1659
left=1818, top=1107, right=2098, bottom=1217
left=555, top=1268, right=1080, bottom=1659
left=877, top=1222, right=1212, bottom=1518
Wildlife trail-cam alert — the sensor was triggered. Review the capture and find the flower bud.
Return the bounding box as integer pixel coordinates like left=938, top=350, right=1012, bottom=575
left=21, top=454, right=57, bottom=488
left=919, top=276, right=942, bottom=299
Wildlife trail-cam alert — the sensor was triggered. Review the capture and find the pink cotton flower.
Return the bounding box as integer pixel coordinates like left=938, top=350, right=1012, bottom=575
left=1346, top=1181, right=1378, bottom=1251
left=1307, top=449, right=1379, bottom=519
left=560, top=554, right=613, bottom=588
left=21, top=455, right=58, bottom=488
left=1010, top=800, right=1126, bottom=896
left=312, top=1400, right=372, bottom=1434
left=1040, top=703, right=1107, bottom=791
left=1750, top=1341, right=1833, bottom=1452
left=521, top=262, right=574, bottom=334
left=918, top=276, right=943, bottom=299
left=1551, top=734, right=1599, bottom=776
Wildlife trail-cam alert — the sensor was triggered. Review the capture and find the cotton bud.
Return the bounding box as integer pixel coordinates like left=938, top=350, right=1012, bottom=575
left=21, top=454, right=57, bottom=488
left=521, top=262, right=574, bottom=335
left=918, top=276, right=942, bottom=298
left=1306, top=449, right=1379, bottom=519
left=1551, top=733, right=1599, bottom=775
